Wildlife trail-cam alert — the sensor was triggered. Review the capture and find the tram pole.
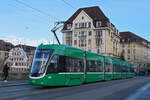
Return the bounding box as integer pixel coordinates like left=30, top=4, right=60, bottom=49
left=51, top=21, right=65, bottom=45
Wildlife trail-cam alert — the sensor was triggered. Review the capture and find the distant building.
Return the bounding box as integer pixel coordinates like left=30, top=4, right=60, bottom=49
left=62, top=6, right=120, bottom=58
left=7, top=45, right=36, bottom=72
left=0, top=40, right=14, bottom=72
left=8, top=47, right=29, bottom=72
left=120, top=31, right=150, bottom=72
left=15, top=45, right=36, bottom=69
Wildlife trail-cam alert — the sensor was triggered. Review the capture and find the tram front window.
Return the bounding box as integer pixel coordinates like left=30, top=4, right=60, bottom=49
left=30, top=49, right=53, bottom=77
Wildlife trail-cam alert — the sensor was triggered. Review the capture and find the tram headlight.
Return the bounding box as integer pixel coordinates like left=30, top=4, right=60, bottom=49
left=32, top=80, right=35, bottom=83
left=48, top=76, right=52, bottom=79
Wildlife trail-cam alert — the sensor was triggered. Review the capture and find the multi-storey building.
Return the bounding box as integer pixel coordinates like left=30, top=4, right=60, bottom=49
left=15, top=45, right=36, bottom=68
left=0, top=40, right=14, bottom=72
left=62, top=6, right=120, bottom=58
left=120, top=31, right=150, bottom=72
left=8, top=47, right=29, bottom=72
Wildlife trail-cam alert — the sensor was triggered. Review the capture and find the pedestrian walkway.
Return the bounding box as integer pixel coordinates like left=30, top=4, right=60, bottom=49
left=125, top=82, right=150, bottom=100
left=0, top=80, right=29, bottom=87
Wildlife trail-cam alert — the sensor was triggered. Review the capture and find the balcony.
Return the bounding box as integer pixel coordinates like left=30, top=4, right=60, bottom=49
left=78, top=35, right=86, bottom=38
left=66, top=37, right=72, bottom=41
left=96, top=43, right=101, bottom=46
left=79, top=44, right=86, bottom=47
left=95, top=35, right=102, bottom=38
left=66, top=35, right=72, bottom=40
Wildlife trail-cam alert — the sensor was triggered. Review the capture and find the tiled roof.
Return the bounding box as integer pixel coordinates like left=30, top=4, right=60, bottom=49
left=120, top=31, right=149, bottom=43
left=0, top=40, right=14, bottom=51
left=15, top=45, right=36, bottom=53
left=62, top=6, right=109, bottom=30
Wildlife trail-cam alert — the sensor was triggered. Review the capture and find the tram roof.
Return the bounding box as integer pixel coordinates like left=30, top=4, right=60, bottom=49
left=86, top=51, right=103, bottom=61
left=37, top=44, right=104, bottom=60
left=37, top=44, right=83, bottom=51
left=104, top=56, right=112, bottom=63
left=112, top=57, right=120, bottom=64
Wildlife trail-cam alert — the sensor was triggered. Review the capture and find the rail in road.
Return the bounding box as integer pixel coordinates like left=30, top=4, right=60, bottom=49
left=125, top=80, right=150, bottom=100
left=0, top=80, right=29, bottom=87
left=0, top=76, right=150, bottom=100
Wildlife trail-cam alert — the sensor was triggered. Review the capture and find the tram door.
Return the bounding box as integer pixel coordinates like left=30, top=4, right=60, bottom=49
left=64, top=56, right=84, bottom=86
left=46, top=55, right=66, bottom=85
left=57, top=55, right=66, bottom=85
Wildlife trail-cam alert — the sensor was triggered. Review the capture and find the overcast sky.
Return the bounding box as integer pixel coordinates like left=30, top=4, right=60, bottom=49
left=0, top=0, right=150, bottom=46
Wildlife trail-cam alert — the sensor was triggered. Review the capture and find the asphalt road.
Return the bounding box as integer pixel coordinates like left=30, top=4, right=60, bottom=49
left=0, top=76, right=150, bottom=100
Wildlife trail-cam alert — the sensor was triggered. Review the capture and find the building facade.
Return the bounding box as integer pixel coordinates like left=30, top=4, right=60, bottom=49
left=120, top=31, right=150, bottom=72
left=62, top=6, right=120, bottom=58
left=15, top=45, right=36, bottom=69
left=0, top=40, right=14, bottom=72
left=8, top=47, right=29, bottom=72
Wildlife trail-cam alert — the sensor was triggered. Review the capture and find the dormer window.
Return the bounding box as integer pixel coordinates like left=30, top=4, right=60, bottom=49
left=67, top=24, right=72, bottom=30
left=96, top=21, right=102, bottom=28
left=88, top=22, right=91, bottom=28
left=75, top=23, right=78, bottom=28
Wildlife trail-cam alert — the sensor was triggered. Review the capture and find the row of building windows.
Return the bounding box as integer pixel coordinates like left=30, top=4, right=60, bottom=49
left=9, top=68, right=29, bottom=72
left=77, top=31, right=92, bottom=37
left=74, top=39, right=92, bottom=46
left=122, top=49, right=136, bottom=54
left=67, top=30, right=103, bottom=39
left=127, top=55, right=137, bottom=60
left=9, top=58, right=24, bottom=61
left=8, top=63, right=27, bottom=66
left=74, top=39, right=102, bottom=46
left=67, top=21, right=103, bottom=30
left=74, top=39, right=102, bottom=47
left=122, top=44, right=136, bottom=48
left=74, top=22, right=91, bottom=29
left=11, top=52, right=22, bottom=56
left=15, top=63, right=27, bottom=66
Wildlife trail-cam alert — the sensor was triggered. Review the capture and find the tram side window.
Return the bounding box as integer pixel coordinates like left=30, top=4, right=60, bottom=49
left=127, top=67, right=130, bottom=72
left=58, top=56, right=66, bottom=72
left=65, top=57, right=84, bottom=72
left=46, top=55, right=59, bottom=74
left=46, top=55, right=84, bottom=73
left=87, top=60, right=103, bottom=72
left=105, top=63, right=112, bottom=72
left=131, top=67, right=134, bottom=73
left=113, top=64, right=121, bottom=72
left=98, top=61, right=103, bottom=72
left=87, top=60, right=94, bottom=72
left=75, top=59, right=84, bottom=72
left=122, top=66, right=126, bottom=72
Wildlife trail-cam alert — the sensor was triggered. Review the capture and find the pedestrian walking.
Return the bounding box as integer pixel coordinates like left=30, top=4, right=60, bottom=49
left=2, top=62, right=10, bottom=82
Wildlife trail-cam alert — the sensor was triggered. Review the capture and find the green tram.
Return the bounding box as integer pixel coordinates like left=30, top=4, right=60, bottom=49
left=29, top=44, right=135, bottom=86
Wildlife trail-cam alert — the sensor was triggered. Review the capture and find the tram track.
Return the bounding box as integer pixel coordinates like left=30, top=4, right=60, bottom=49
left=0, top=76, right=150, bottom=100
